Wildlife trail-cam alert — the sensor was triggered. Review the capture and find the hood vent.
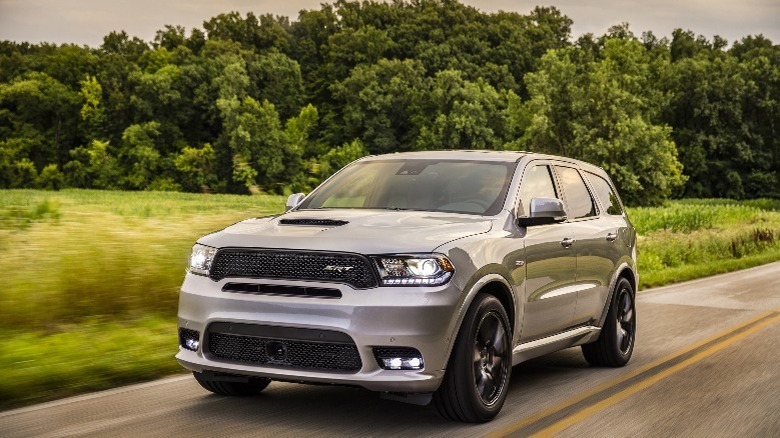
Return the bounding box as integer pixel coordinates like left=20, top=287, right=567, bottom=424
left=279, top=218, right=349, bottom=227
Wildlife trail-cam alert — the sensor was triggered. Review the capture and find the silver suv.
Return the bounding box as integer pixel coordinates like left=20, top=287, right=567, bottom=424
left=177, top=151, right=637, bottom=422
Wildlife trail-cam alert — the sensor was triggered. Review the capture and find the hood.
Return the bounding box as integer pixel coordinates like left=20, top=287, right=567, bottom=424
left=198, top=209, right=494, bottom=254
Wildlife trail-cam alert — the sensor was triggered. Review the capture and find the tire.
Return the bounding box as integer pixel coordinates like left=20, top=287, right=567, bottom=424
left=433, top=294, right=512, bottom=423
left=193, top=372, right=271, bottom=396
left=582, top=277, right=636, bottom=367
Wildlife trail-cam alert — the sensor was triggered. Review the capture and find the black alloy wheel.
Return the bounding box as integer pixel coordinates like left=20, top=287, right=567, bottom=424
left=615, top=285, right=635, bottom=355
left=582, top=277, right=636, bottom=367
left=473, top=310, right=509, bottom=405
left=434, top=294, right=512, bottom=422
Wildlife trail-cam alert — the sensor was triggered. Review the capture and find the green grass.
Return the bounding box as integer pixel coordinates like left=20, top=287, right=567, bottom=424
left=0, top=317, right=182, bottom=409
left=0, top=189, right=284, bottom=409
left=627, top=199, right=780, bottom=287
left=0, top=189, right=284, bottom=329
left=1, top=190, right=780, bottom=410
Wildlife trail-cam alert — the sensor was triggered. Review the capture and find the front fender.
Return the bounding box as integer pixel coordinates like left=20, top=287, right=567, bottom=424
left=439, top=271, right=518, bottom=371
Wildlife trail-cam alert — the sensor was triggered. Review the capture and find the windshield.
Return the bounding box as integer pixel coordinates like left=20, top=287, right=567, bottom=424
left=298, top=159, right=516, bottom=216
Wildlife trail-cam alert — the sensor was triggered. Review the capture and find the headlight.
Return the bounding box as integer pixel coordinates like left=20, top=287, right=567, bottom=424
left=188, top=244, right=217, bottom=276
left=374, top=254, right=454, bottom=286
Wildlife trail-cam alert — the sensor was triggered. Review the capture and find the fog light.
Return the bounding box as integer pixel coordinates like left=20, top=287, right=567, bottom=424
left=179, top=328, right=200, bottom=352
left=185, top=338, right=200, bottom=351
left=374, top=347, right=424, bottom=370
left=385, top=358, right=403, bottom=369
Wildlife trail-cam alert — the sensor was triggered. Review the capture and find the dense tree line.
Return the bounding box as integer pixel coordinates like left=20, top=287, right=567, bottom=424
left=0, top=0, right=778, bottom=205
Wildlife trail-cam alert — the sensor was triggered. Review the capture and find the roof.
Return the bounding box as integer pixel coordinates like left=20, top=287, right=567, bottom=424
left=361, top=150, right=528, bottom=162
left=358, top=149, right=608, bottom=177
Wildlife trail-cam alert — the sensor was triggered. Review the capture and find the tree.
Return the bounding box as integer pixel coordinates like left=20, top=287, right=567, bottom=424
left=325, top=26, right=398, bottom=79
left=248, top=52, right=304, bottom=119
left=174, top=143, right=220, bottom=192
left=129, top=63, right=186, bottom=154
left=37, top=163, right=64, bottom=190
left=79, top=75, right=104, bottom=139
left=216, top=93, right=294, bottom=193
left=0, top=0, right=775, bottom=202
left=101, top=31, right=149, bottom=60
left=317, top=138, right=368, bottom=179
left=154, top=25, right=187, bottom=51
left=63, top=139, right=121, bottom=189
left=0, top=72, right=81, bottom=169
left=0, top=138, right=37, bottom=188
left=119, top=122, right=163, bottom=190
left=285, top=104, right=322, bottom=191
left=522, top=39, right=685, bottom=205
left=417, top=70, right=511, bottom=151
left=331, top=58, right=428, bottom=152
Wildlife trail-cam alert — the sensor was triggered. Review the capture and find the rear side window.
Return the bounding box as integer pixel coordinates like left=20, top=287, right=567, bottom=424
left=518, top=165, right=557, bottom=216
left=586, top=172, right=624, bottom=215
left=556, top=166, right=596, bottom=219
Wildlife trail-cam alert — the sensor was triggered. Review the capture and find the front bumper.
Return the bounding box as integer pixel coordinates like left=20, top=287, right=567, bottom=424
left=176, top=273, right=464, bottom=393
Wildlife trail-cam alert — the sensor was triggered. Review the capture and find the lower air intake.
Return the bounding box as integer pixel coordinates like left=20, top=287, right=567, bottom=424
left=206, top=324, right=362, bottom=373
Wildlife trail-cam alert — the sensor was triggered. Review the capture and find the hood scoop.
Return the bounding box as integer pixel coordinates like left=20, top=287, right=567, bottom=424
left=279, top=218, right=349, bottom=227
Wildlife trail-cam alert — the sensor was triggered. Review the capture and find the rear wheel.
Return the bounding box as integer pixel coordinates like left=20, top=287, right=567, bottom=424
left=193, top=372, right=271, bottom=396
left=582, top=277, right=636, bottom=367
left=434, top=294, right=512, bottom=422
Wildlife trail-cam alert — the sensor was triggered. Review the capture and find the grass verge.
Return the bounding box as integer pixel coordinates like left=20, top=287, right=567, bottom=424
left=0, top=317, right=182, bottom=409
left=628, top=199, right=780, bottom=287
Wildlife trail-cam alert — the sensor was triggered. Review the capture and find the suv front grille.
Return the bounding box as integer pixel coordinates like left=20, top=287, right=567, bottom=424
left=209, top=249, right=378, bottom=289
left=206, top=324, right=362, bottom=373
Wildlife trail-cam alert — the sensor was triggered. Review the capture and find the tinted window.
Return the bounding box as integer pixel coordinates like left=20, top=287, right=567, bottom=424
left=556, top=166, right=596, bottom=219
left=299, top=160, right=516, bottom=216
left=518, top=165, right=557, bottom=216
left=586, top=172, right=624, bottom=215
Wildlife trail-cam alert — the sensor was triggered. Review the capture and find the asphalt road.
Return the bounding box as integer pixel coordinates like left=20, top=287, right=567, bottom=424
left=3, top=262, right=779, bottom=437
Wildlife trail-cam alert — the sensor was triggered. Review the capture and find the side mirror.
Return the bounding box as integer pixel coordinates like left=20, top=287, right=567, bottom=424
left=285, top=193, right=306, bottom=210
left=517, top=197, right=567, bottom=226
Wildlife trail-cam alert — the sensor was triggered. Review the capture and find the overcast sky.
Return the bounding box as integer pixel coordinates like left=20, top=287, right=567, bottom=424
left=0, top=0, right=778, bottom=47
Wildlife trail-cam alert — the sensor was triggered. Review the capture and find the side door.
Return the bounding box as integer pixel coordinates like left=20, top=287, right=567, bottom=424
left=553, top=165, right=612, bottom=326
left=517, top=163, right=578, bottom=341
left=574, top=170, right=631, bottom=322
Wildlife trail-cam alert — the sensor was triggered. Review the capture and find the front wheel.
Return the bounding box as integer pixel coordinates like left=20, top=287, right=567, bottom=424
left=434, top=294, right=512, bottom=422
left=582, top=277, right=636, bottom=367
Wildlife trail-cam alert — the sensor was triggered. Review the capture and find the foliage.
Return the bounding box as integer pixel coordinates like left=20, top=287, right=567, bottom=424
left=0, top=1, right=778, bottom=205
left=520, top=39, right=686, bottom=205
left=626, top=199, right=780, bottom=286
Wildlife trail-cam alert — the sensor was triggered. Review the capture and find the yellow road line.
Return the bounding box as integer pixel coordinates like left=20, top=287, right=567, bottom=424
left=485, top=308, right=780, bottom=438
left=529, top=312, right=780, bottom=437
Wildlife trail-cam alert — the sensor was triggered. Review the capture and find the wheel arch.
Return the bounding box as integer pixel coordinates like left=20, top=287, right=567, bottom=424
left=477, top=280, right=516, bottom=334
left=619, top=267, right=638, bottom=296
left=440, top=272, right=517, bottom=371
left=596, top=264, right=638, bottom=328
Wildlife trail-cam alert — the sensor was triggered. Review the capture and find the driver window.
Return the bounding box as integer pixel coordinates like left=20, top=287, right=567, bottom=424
left=518, top=165, right=557, bottom=216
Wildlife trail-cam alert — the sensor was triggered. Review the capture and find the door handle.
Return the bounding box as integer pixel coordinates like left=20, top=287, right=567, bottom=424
left=560, top=237, right=575, bottom=248
left=606, top=232, right=618, bottom=242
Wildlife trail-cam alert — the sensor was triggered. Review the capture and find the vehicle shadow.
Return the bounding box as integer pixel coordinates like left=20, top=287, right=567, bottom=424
left=177, top=348, right=593, bottom=437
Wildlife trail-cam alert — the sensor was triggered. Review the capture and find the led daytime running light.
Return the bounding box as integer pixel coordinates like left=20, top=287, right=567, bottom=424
left=375, top=255, right=454, bottom=287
